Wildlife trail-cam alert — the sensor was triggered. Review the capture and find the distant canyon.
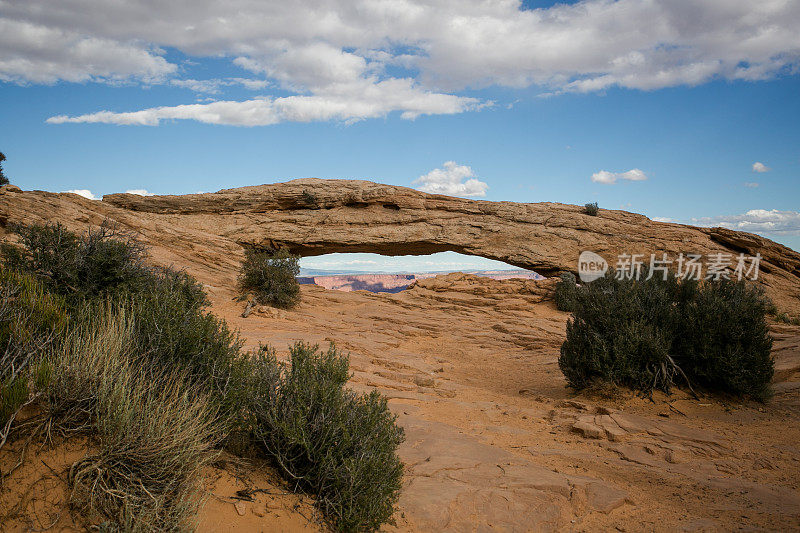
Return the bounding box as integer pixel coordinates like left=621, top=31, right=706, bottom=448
left=297, top=269, right=543, bottom=293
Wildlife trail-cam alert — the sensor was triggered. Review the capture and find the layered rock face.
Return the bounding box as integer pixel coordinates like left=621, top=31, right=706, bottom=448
left=1, top=179, right=799, bottom=311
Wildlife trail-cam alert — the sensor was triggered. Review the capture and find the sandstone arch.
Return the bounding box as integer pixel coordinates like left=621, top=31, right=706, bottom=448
left=2, top=179, right=799, bottom=312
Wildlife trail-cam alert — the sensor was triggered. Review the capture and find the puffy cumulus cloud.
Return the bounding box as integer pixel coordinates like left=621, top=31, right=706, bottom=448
left=752, top=161, right=771, bottom=173
left=63, top=189, right=99, bottom=200
left=693, top=209, right=800, bottom=236
left=2, top=0, right=798, bottom=124
left=591, top=168, right=648, bottom=185
left=46, top=80, right=483, bottom=126
left=0, top=19, right=174, bottom=84
left=413, top=161, right=489, bottom=198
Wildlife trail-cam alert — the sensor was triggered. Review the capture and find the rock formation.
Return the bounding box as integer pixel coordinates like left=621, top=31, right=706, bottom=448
left=2, top=180, right=800, bottom=531
left=2, top=178, right=799, bottom=312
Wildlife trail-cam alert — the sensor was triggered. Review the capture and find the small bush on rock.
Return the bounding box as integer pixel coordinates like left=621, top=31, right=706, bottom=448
left=247, top=342, right=405, bottom=532
left=584, top=202, right=599, bottom=216
left=559, top=271, right=774, bottom=400
left=238, top=248, right=300, bottom=309
left=775, top=312, right=800, bottom=326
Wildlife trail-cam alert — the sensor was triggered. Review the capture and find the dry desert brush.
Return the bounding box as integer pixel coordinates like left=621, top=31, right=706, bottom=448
left=583, top=202, right=599, bottom=216
left=1, top=223, right=406, bottom=531
left=1, top=221, right=151, bottom=305
left=559, top=271, right=774, bottom=400
left=246, top=342, right=405, bottom=532
left=46, top=308, right=220, bottom=531
left=237, top=247, right=301, bottom=309
left=0, top=267, right=67, bottom=427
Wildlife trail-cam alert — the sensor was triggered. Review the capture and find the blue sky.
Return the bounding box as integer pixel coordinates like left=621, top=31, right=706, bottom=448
left=1, top=0, right=799, bottom=271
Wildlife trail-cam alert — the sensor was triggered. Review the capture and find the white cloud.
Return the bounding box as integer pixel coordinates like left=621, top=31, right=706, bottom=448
left=413, top=161, right=489, bottom=198
left=46, top=80, right=483, bottom=126
left=693, top=209, right=800, bottom=236
left=63, top=189, right=99, bottom=200
left=125, top=189, right=155, bottom=196
left=652, top=217, right=673, bottom=223
left=170, top=77, right=271, bottom=94
left=591, top=168, right=648, bottom=185
left=0, top=1, right=794, bottom=126
left=0, top=18, right=174, bottom=84
left=752, top=161, right=771, bottom=173
left=744, top=182, right=760, bottom=188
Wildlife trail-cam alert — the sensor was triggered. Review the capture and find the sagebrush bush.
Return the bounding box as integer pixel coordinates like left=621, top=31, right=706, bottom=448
left=584, top=202, right=599, bottom=216
left=238, top=248, right=300, bottom=309
left=2, top=222, right=151, bottom=304
left=559, top=271, right=774, bottom=400
left=47, top=308, right=220, bottom=531
left=1, top=224, right=406, bottom=531
left=247, top=342, right=405, bottom=532
left=672, top=278, right=774, bottom=400
left=124, top=269, right=246, bottom=419
left=553, top=272, right=579, bottom=312
left=2, top=222, right=245, bottom=415
left=0, top=267, right=67, bottom=425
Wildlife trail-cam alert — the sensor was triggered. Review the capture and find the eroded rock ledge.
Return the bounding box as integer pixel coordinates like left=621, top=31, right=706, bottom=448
left=1, top=179, right=799, bottom=311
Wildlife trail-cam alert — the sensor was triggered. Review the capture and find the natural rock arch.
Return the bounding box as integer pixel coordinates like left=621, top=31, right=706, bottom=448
left=2, top=179, right=799, bottom=312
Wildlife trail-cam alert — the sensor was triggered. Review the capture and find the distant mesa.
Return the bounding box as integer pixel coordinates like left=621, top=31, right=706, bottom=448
left=298, top=270, right=543, bottom=293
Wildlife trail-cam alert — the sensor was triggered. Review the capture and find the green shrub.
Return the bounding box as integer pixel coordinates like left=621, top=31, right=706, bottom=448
left=47, top=308, right=219, bottom=531
left=583, top=202, right=599, bottom=216
left=123, top=269, right=246, bottom=417
left=0, top=267, right=68, bottom=425
left=3, top=223, right=406, bottom=530
left=559, top=272, right=774, bottom=400
left=553, top=272, right=579, bottom=311
left=302, top=189, right=319, bottom=208
left=0, top=151, right=8, bottom=186
left=238, top=248, right=300, bottom=309
left=2, top=222, right=151, bottom=304
left=672, top=278, right=774, bottom=400
left=247, top=343, right=404, bottom=532
left=2, top=221, right=245, bottom=417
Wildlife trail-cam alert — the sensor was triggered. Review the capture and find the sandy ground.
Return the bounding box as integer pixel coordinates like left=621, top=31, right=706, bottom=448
left=216, top=277, right=800, bottom=532
left=2, top=273, right=800, bottom=531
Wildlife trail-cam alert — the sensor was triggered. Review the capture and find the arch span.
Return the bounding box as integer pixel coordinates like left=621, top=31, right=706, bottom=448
left=2, top=178, right=799, bottom=312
